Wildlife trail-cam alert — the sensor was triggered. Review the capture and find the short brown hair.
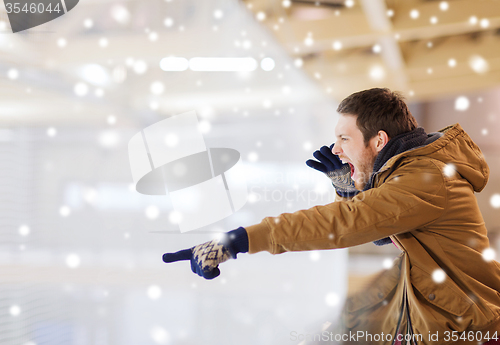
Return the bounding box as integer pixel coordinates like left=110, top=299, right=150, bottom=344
left=337, top=88, right=418, bottom=145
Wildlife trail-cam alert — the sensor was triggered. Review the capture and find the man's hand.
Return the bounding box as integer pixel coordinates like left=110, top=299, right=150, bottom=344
left=162, top=227, right=248, bottom=280
left=306, top=143, right=358, bottom=197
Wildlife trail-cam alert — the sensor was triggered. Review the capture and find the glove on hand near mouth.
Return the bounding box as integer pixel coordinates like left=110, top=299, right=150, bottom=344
left=306, top=143, right=358, bottom=198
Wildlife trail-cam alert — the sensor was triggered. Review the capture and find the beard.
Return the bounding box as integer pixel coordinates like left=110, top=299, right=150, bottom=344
left=353, top=150, right=378, bottom=191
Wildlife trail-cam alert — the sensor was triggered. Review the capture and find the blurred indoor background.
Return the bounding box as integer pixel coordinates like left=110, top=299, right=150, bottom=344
left=0, top=0, right=499, bottom=344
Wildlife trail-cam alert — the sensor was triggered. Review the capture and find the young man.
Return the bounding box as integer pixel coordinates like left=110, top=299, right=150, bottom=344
left=163, top=88, right=500, bottom=344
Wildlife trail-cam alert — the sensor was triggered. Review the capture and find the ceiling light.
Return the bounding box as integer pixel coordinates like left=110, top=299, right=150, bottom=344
left=189, top=57, right=257, bottom=71
left=160, top=57, right=189, bottom=71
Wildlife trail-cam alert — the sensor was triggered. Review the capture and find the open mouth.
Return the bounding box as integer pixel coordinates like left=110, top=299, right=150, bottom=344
left=348, top=162, right=355, bottom=178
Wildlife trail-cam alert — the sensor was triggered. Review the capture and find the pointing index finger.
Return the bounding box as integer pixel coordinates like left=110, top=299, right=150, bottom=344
left=162, top=249, right=192, bottom=263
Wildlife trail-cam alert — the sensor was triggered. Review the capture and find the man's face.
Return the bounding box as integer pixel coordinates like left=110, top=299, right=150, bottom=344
left=332, top=114, right=379, bottom=190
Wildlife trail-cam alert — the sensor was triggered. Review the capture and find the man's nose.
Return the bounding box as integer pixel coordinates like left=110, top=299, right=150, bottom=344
left=332, top=142, right=342, bottom=155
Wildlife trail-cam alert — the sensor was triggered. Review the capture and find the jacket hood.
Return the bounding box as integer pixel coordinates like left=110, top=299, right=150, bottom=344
left=383, top=123, right=489, bottom=192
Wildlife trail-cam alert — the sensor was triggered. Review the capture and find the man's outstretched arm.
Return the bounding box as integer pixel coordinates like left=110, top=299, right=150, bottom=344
left=163, top=142, right=357, bottom=279
left=163, top=159, right=446, bottom=278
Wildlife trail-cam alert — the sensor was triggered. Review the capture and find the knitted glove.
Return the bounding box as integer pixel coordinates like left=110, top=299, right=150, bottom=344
left=162, top=227, right=248, bottom=279
left=306, top=143, right=358, bottom=198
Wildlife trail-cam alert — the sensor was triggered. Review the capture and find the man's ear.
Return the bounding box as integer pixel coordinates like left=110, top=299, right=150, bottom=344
left=374, top=130, right=389, bottom=153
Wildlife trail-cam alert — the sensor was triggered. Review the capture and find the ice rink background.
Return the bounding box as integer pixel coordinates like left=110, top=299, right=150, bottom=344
left=1, top=0, right=500, bottom=344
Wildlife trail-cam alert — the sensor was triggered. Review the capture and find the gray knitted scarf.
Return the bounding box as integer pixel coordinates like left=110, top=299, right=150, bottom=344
left=365, top=127, right=428, bottom=246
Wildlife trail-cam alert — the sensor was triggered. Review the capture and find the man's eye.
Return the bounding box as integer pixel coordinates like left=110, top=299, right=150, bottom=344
left=342, top=138, right=347, bottom=141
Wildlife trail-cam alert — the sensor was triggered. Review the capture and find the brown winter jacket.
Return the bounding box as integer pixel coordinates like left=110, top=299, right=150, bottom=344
left=245, top=123, right=500, bottom=344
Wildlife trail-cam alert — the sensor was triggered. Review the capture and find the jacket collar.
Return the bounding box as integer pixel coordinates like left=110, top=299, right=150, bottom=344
left=363, top=127, right=429, bottom=192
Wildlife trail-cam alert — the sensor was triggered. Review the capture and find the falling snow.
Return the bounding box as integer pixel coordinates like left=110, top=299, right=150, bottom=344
left=332, top=40, right=342, bottom=51
left=345, top=0, right=354, bottom=8
left=74, top=82, right=89, bottom=96
left=111, top=5, right=130, bottom=24
left=164, top=17, right=174, bottom=27
left=47, top=127, right=57, bottom=137
left=432, top=269, right=446, bottom=283
left=325, top=292, right=340, bottom=306
left=2, top=2, right=500, bottom=345
left=148, top=32, right=159, bottom=41
left=169, top=210, right=183, bottom=224
left=310, top=251, right=320, bottom=261
left=150, top=326, right=170, bottom=344
left=213, top=9, right=223, bottom=19
left=454, top=96, right=470, bottom=111
left=480, top=18, right=490, bottom=28
left=107, top=115, right=116, bottom=125
left=98, top=130, right=120, bottom=148
left=7, top=68, right=18, bottom=80
left=150, top=81, right=165, bottom=95
left=147, top=285, right=162, bottom=299
left=469, top=55, right=489, bottom=74
left=9, top=305, right=21, bottom=316
left=57, top=38, right=67, bottom=47
left=382, top=258, right=393, bottom=269
left=59, top=205, right=71, bottom=217
left=482, top=248, right=496, bottom=262
left=369, top=65, right=385, bottom=81
left=198, top=120, right=211, bottom=133
left=443, top=163, right=456, bottom=177
left=83, top=18, right=93, bottom=28
left=304, top=36, right=314, bottom=47
left=19, top=225, right=30, bottom=236
left=145, top=205, right=160, bottom=219
left=247, top=152, right=259, bottom=162
left=490, top=194, right=500, bottom=209
left=66, top=253, right=81, bottom=268
left=410, top=9, right=420, bottom=19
